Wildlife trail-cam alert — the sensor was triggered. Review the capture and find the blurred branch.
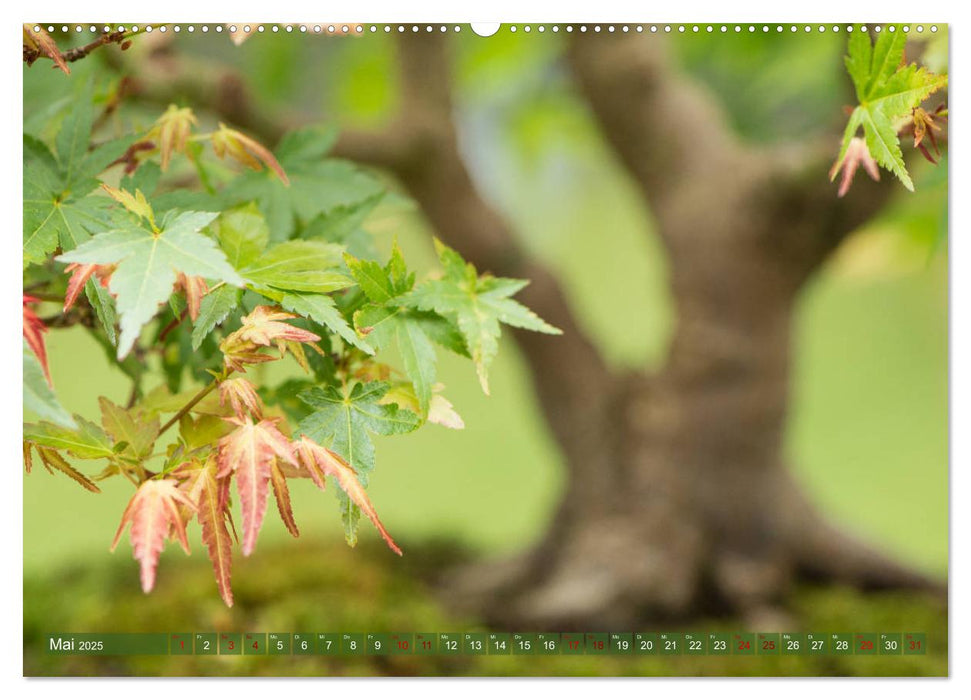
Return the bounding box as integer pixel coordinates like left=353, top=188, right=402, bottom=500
left=567, top=32, right=900, bottom=272
left=23, top=29, right=130, bottom=69
left=567, top=32, right=744, bottom=218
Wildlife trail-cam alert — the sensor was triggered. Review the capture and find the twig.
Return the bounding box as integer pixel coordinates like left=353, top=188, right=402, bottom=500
left=157, top=372, right=230, bottom=436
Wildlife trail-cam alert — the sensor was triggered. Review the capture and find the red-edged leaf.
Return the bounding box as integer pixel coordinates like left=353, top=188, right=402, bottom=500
left=111, top=479, right=196, bottom=593
left=237, top=306, right=320, bottom=347
left=293, top=436, right=401, bottom=555
left=23, top=295, right=51, bottom=385
left=193, top=458, right=235, bottom=607
left=271, top=458, right=299, bottom=538
left=218, top=377, right=263, bottom=420
left=64, top=263, right=114, bottom=311
left=217, top=417, right=294, bottom=556
left=211, top=123, right=290, bottom=185
left=177, top=273, right=209, bottom=321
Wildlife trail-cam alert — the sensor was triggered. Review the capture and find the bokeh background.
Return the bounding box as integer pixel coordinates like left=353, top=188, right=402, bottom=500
left=23, top=25, right=947, bottom=676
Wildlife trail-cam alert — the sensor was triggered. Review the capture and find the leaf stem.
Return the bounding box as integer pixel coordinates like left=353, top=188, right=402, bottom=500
left=158, top=375, right=226, bottom=436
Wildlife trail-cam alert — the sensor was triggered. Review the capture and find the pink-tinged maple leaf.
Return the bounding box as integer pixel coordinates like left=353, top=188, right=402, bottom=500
left=63, top=262, right=114, bottom=312
left=176, top=273, right=209, bottom=321
left=182, top=457, right=236, bottom=607
left=23, top=295, right=51, bottom=385
left=211, top=123, right=290, bottom=185
left=237, top=306, right=321, bottom=348
left=111, top=479, right=196, bottom=593
left=220, top=306, right=321, bottom=372
left=293, top=436, right=402, bottom=556
left=271, top=458, right=300, bottom=538
left=217, top=417, right=295, bottom=556
left=219, top=377, right=263, bottom=420
left=829, top=137, right=880, bottom=198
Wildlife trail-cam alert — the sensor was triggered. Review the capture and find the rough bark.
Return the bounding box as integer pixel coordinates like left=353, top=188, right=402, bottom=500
left=121, top=31, right=945, bottom=628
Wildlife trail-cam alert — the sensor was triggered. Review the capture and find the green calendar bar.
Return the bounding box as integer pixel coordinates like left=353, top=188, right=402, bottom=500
left=43, top=631, right=929, bottom=656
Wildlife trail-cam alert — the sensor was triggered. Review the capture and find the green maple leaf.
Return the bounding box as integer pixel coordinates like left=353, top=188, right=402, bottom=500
left=399, top=239, right=561, bottom=394
left=296, top=381, right=420, bottom=481
left=240, top=240, right=353, bottom=295
left=58, top=209, right=244, bottom=359
left=23, top=85, right=134, bottom=266
left=347, top=244, right=458, bottom=414
left=834, top=25, right=948, bottom=191
left=98, top=397, right=160, bottom=459
left=23, top=416, right=115, bottom=460
left=212, top=204, right=367, bottom=352
left=296, top=381, right=419, bottom=546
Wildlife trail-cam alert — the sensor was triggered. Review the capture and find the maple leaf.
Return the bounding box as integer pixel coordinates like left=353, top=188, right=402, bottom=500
left=191, top=285, right=242, bottom=351
left=828, top=137, right=881, bottom=198
left=57, top=207, right=245, bottom=359
left=219, top=305, right=321, bottom=372
left=347, top=244, right=457, bottom=414
left=270, top=458, right=299, bottom=538
left=23, top=295, right=51, bottom=385
left=25, top=443, right=101, bottom=492
left=219, top=377, right=263, bottom=420
left=63, top=262, right=114, bottom=312
left=235, top=306, right=321, bottom=348
left=293, top=437, right=400, bottom=555
left=176, top=273, right=209, bottom=321
left=217, top=417, right=295, bottom=555
left=23, top=85, right=134, bottom=267
left=111, top=479, right=196, bottom=593
left=211, top=123, right=290, bottom=185
left=25, top=415, right=115, bottom=460
left=99, top=397, right=160, bottom=459
left=297, top=381, right=418, bottom=545
left=178, top=457, right=235, bottom=606
left=400, top=239, right=561, bottom=394
left=834, top=26, right=948, bottom=192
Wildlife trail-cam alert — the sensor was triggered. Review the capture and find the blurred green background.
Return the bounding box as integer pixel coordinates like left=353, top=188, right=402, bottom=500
left=23, top=25, right=947, bottom=676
